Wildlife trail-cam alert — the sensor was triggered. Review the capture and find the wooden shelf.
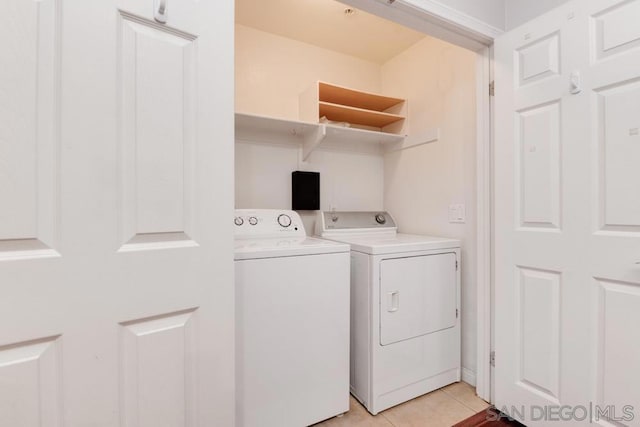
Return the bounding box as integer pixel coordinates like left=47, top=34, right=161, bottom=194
left=319, top=82, right=404, bottom=112
left=319, top=102, right=405, bottom=129
left=235, top=112, right=405, bottom=160
left=300, top=81, right=407, bottom=134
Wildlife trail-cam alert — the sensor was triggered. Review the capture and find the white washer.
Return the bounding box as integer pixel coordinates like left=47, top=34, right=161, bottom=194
left=316, top=211, right=461, bottom=415
left=235, top=209, right=350, bottom=427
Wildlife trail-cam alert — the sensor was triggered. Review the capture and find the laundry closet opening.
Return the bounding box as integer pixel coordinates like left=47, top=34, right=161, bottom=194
left=234, top=0, right=480, bottom=398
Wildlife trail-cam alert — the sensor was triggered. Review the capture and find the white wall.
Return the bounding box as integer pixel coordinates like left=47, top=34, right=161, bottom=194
left=235, top=141, right=385, bottom=232
left=235, top=25, right=385, bottom=231
left=381, top=36, right=478, bottom=383
left=506, top=0, right=570, bottom=29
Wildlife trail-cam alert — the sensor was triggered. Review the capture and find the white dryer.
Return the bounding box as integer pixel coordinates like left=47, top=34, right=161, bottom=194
left=235, top=209, right=350, bottom=427
left=316, top=211, right=461, bottom=415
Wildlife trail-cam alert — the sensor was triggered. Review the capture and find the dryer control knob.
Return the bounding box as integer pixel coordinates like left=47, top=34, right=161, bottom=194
left=234, top=217, right=244, bottom=226
left=277, top=214, right=292, bottom=228
left=248, top=216, right=258, bottom=226
left=375, top=213, right=386, bottom=224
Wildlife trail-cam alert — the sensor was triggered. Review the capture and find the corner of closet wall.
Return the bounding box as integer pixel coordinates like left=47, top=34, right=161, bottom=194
left=234, top=24, right=385, bottom=234
left=235, top=24, right=382, bottom=120
left=380, top=36, right=479, bottom=380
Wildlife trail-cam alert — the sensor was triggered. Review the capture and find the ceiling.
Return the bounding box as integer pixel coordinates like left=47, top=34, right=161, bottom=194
left=235, top=0, right=427, bottom=64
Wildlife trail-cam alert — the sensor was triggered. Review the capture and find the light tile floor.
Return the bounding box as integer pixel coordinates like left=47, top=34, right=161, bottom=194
left=315, top=382, right=490, bottom=427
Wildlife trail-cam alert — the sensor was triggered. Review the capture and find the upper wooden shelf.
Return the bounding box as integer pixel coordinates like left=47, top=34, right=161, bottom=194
left=300, top=81, right=407, bottom=134
left=319, top=102, right=405, bottom=129
left=318, top=82, right=405, bottom=112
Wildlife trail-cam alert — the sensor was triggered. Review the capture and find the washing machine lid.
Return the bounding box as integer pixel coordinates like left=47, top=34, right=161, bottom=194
left=329, top=233, right=460, bottom=255
left=234, top=236, right=349, bottom=260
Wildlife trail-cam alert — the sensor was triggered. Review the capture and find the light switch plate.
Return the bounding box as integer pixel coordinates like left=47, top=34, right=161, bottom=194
left=449, top=204, right=466, bottom=223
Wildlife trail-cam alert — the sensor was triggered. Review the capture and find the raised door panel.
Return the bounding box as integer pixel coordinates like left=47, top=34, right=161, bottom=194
left=516, top=32, right=561, bottom=87
left=120, top=309, right=197, bottom=427
left=595, top=279, right=640, bottom=427
left=0, top=0, right=59, bottom=259
left=0, top=336, right=62, bottom=427
left=516, top=267, right=561, bottom=402
left=594, top=79, right=640, bottom=232
left=516, top=101, right=562, bottom=230
left=118, top=13, right=196, bottom=251
left=592, top=0, right=640, bottom=61
left=379, top=253, right=457, bottom=346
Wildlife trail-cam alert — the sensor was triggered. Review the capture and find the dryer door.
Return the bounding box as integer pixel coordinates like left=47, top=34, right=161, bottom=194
left=379, top=253, right=457, bottom=346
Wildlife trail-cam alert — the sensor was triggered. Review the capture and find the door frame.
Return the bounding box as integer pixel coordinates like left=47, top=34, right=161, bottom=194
left=474, top=45, right=493, bottom=402
left=342, top=0, right=498, bottom=402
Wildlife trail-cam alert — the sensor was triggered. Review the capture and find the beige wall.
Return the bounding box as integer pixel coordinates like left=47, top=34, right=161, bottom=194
left=235, top=24, right=381, bottom=120
left=381, top=36, right=478, bottom=380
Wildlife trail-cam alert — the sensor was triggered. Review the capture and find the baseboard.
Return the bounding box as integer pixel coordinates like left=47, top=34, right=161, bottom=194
left=461, top=367, right=477, bottom=387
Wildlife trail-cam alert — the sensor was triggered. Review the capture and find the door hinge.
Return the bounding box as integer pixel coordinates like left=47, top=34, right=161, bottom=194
left=456, top=308, right=459, bottom=318
left=490, top=351, right=496, bottom=367
left=456, top=260, right=459, bottom=271
left=489, top=81, right=495, bottom=96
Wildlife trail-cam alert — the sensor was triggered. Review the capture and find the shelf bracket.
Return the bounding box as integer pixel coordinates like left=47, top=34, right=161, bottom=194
left=302, top=124, right=327, bottom=161
left=384, top=127, right=440, bottom=153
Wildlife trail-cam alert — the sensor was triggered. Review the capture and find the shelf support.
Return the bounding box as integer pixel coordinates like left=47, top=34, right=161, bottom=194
left=384, top=127, right=440, bottom=153
left=302, top=124, right=327, bottom=161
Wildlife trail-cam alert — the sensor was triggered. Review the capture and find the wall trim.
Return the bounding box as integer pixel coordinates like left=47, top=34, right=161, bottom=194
left=341, top=0, right=499, bottom=51
left=475, top=46, right=493, bottom=403
left=462, top=367, right=477, bottom=387
left=400, top=0, right=504, bottom=40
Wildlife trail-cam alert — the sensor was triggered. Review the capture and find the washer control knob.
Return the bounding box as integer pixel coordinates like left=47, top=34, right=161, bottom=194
left=248, top=216, right=258, bottom=226
left=277, top=214, right=292, bottom=228
left=375, top=213, right=386, bottom=225
left=234, top=217, right=244, bottom=226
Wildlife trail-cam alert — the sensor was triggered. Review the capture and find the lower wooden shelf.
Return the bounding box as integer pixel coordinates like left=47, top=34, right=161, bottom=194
left=319, top=101, right=405, bottom=129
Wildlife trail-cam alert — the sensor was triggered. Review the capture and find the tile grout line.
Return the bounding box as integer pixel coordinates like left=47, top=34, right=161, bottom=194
left=379, top=389, right=478, bottom=427
left=440, top=387, right=489, bottom=414
left=352, top=386, right=488, bottom=427
left=380, top=412, right=397, bottom=427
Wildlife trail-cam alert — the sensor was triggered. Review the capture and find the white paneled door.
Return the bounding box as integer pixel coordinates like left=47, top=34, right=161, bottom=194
left=495, top=0, right=640, bottom=425
left=0, top=0, right=234, bottom=426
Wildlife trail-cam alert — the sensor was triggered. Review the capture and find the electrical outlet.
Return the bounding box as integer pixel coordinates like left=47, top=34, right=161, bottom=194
left=449, top=204, right=466, bottom=223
